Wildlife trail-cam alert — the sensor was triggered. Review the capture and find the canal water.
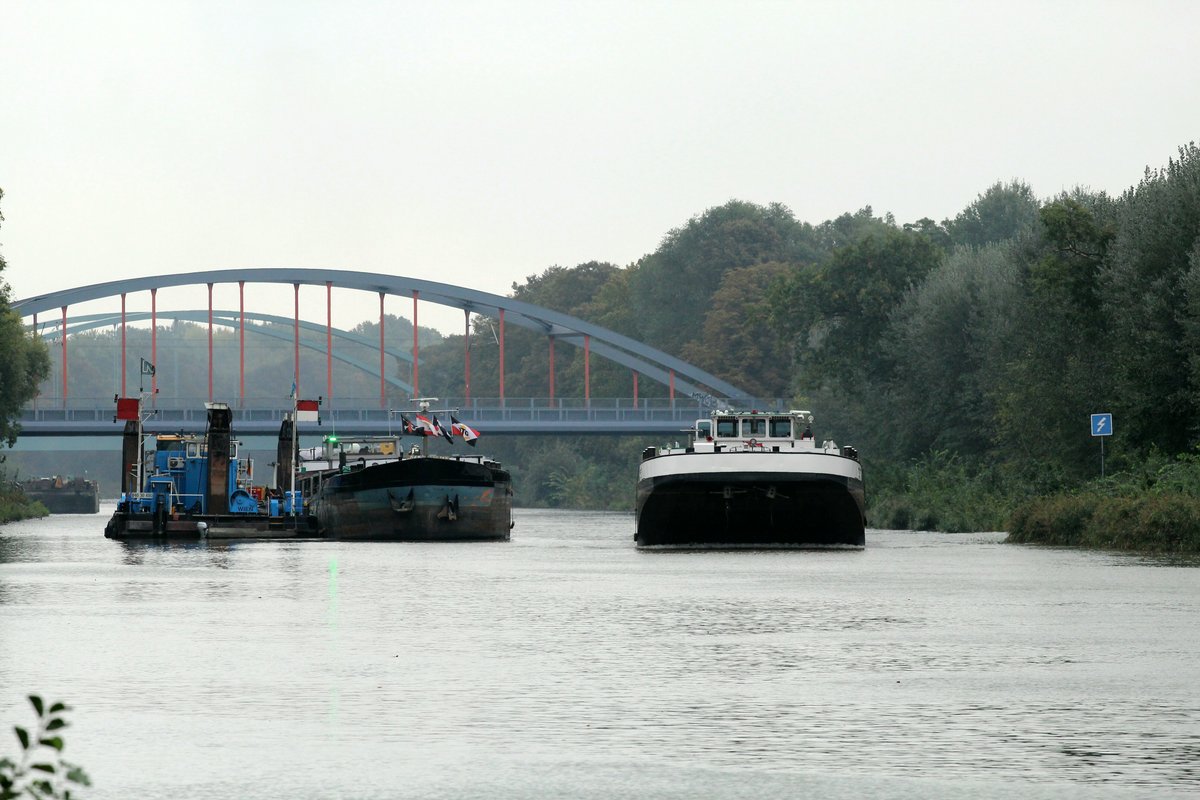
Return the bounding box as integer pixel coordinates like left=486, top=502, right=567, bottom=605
left=1, top=506, right=1198, bottom=799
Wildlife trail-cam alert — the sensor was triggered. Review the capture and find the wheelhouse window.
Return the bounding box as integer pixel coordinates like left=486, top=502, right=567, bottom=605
left=716, top=417, right=738, bottom=438
left=741, top=418, right=766, bottom=437
left=770, top=417, right=792, bottom=438
left=696, top=420, right=713, bottom=439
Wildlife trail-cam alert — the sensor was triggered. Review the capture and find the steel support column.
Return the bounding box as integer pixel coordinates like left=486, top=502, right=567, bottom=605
left=633, top=371, right=639, bottom=409
left=120, top=292, right=127, bottom=396
left=326, top=281, right=333, bottom=402
left=498, top=308, right=506, bottom=403
left=207, top=283, right=214, bottom=403
left=151, top=288, right=158, bottom=403
left=411, top=290, right=419, bottom=397
left=378, top=292, right=386, bottom=408
left=239, top=281, right=245, bottom=403
left=60, top=306, right=67, bottom=407
left=32, top=313, right=38, bottom=410
left=548, top=336, right=555, bottom=402
left=584, top=334, right=591, bottom=405
left=293, top=283, right=300, bottom=396
left=669, top=369, right=675, bottom=405
left=464, top=308, right=471, bottom=403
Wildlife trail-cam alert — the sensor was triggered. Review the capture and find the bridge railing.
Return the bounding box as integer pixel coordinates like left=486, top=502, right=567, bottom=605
left=19, top=395, right=767, bottom=426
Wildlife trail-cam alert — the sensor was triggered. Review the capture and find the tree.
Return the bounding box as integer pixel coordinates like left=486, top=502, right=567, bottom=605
left=944, top=180, right=1041, bottom=249
left=1011, top=192, right=1117, bottom=473
left=628, top=200, right=822, bottom=355
left=681, top=262, right=794, bottom=400
left=0, top=188, right=51, bottom=449
left=884, top=244, right=1024, bottom=461
left=771, top=226, right=942, bottom=393
left=1099, top=143, right=1200, bottom=454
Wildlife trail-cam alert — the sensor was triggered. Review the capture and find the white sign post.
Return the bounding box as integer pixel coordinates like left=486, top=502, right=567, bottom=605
left=1090, top=413, right=1113, bottom=478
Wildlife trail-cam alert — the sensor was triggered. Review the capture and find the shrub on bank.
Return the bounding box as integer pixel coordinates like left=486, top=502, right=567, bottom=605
left=1007, top=492, right=1200, bottom=553
left=0, top=470, right=48, bottom=524
left=866, top=451, right=1020, bottom=532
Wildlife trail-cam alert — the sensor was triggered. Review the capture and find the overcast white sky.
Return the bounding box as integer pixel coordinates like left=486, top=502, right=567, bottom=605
left=2, top=0, right=1198, bottom=334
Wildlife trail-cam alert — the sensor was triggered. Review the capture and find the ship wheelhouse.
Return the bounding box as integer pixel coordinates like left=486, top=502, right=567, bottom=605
left=688, top=410, right=817, bottom=454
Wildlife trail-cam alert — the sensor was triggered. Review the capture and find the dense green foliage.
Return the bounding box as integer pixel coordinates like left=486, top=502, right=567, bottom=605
left=1008, top=452, right=1200, bottom=552
left=1, top=188, right=53, bottom=523
left=0, top=189, right=51, bottom=450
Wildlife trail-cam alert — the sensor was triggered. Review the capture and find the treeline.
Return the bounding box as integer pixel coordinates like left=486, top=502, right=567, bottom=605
left=7, top=144, right=1200, bottom=527
left=448, top=143, right=1200, bottom=524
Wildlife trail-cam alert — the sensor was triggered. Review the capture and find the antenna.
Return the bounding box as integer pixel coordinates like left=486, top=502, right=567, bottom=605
left=410, top=396, right=439, bottom=412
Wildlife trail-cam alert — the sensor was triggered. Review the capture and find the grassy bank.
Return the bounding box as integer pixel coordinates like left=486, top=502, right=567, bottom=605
left=866, top=451, right=1024, bottom=532
left=1007, top=492, right=1200, bottom=553
left=867, top=449, right=1200, bottom=553
left=1005, top=452, right=1200, bottom=553
left=0, top=477, right=48, bottom=523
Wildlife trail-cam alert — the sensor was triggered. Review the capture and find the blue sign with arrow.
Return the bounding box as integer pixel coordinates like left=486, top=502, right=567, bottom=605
left=1091, top=413, right=1113, bottom=437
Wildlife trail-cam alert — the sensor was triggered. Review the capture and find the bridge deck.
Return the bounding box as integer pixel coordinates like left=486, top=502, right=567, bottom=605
left=18, top=397, right=733, bottom=436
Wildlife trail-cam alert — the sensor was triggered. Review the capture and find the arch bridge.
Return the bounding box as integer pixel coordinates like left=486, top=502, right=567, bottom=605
left=14, top=269, right=755, bottom=436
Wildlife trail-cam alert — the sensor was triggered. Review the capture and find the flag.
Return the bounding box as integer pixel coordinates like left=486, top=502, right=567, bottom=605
left=115, top=397, right=140, bottom=421
left=290, top=381, right=297, bottom=400
left=399, top=414, right=420, bottom=435
left=432, top=415, right=454, bottom=444
left=140, top=358, right=155, bottom=376
left=296, top=399, right=320, bottom=423
left=451, top=415, right=479, bottom=446
left=414, top=414, right=436, bottom=436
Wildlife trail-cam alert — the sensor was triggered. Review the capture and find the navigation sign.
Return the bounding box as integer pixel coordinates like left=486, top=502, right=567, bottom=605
left=1091, top=413, right=1113, bottom=437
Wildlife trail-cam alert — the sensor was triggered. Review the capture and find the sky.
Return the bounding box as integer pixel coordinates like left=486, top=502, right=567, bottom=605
left=2, top=0, right=1199, bottom=335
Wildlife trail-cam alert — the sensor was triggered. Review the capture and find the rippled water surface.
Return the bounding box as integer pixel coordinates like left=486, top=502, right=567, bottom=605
left=2, top=506, right=1199, bottom=798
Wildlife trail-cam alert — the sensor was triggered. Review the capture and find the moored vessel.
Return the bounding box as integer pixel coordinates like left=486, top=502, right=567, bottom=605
left=635, top=409, right=865, bottom=549
left=21, top=476, right=100, bottom=514
left=299, top=401, right=512, bottom=541
left=104, top=400, right=315, bottom=540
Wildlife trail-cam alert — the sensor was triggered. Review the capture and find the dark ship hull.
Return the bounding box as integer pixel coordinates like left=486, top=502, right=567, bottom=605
left=22, top=478, right=100, bottom=514
left=306, top=456, right=513, bottom=541
left=635, top=454, right=865, bottom=549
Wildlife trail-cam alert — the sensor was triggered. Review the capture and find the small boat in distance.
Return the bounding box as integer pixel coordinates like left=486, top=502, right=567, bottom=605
left=298, top=400, right=513, bottom=542
left=635, top=409, right=865, bottom=549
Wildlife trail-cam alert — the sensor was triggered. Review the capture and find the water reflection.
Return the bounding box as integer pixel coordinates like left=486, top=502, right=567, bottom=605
left=1, top=512, right=1198, bottom=799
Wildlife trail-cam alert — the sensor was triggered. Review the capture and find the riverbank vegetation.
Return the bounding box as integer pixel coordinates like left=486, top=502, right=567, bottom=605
left=1, top=188, right=52, bottom=523
left=0, top=470, right=47, bottom=524
left=8, top=144, right=1200, bottom=550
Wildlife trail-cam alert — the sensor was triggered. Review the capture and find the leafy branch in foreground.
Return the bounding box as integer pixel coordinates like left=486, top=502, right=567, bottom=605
left=0, top=696, right=90, bottom=799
